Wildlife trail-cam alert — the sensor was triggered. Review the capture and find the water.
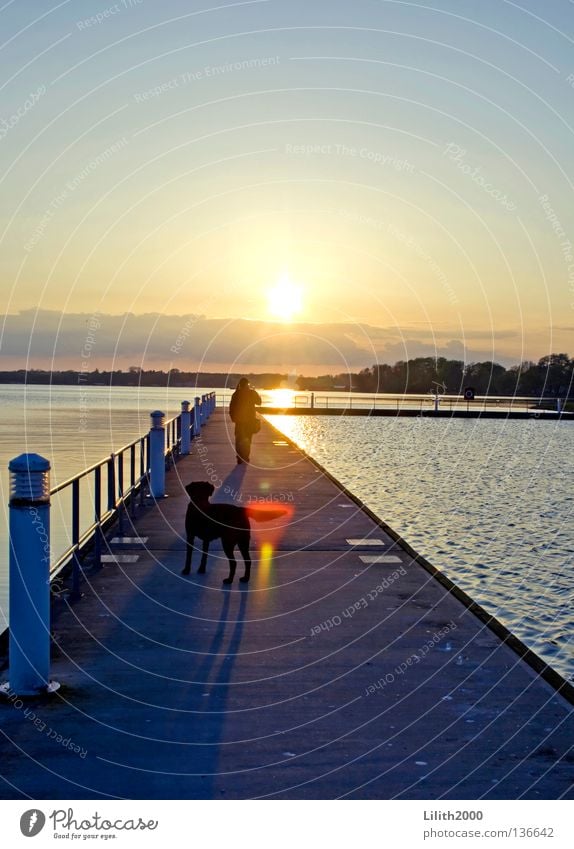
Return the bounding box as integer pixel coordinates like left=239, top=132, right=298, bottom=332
left=1, top=385, right=572, bottom=683
left=266, top=415, right=574, bottom=683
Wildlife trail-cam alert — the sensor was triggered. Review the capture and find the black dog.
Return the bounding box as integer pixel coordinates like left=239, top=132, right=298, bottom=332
left=181, top=481, right=287, bottom=584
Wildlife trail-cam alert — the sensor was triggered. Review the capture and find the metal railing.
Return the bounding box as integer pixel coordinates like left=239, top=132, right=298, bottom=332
left=46, top=392, right=216, bottom=598
left=246, top=391, right=570, bottom=413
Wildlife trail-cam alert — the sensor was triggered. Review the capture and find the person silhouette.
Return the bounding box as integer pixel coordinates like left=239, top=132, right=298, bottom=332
left=229, top=378, right=262, bottom=464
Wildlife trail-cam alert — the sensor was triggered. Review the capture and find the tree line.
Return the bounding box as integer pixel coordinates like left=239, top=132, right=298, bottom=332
left=0, top=353, right=572, bottom=396
left=298, top=354, right=573, bottom=397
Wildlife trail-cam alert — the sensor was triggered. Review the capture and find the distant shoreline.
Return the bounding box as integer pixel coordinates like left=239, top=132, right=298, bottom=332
left=0, top=353, right=572, bottom=402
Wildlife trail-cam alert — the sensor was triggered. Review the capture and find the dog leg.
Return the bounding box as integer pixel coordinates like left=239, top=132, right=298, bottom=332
left=222, top=540, right=237, bottom=584
left=198, top=538, right=209, bottom=574
left=181, top=538, right=194, bottom=575
left=238, top=536, right=251, bottom=583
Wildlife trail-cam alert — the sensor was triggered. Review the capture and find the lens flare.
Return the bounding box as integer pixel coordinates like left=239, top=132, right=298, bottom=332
left=259, top=542, right=274, bottom=579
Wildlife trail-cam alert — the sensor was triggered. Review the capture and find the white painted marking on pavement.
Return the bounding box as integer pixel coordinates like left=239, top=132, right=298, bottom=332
left=359, top=555, right=402, bottom=564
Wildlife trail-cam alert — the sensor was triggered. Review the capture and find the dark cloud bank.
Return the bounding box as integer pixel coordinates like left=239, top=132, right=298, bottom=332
left=0, top=310, right=517, bottom=374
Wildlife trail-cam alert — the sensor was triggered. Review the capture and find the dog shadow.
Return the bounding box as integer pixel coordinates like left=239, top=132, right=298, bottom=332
left=183, top=585, right=249, bottom=794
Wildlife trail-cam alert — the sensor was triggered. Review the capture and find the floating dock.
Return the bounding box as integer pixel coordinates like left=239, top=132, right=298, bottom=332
left=0, top=411, right=573, bottom=799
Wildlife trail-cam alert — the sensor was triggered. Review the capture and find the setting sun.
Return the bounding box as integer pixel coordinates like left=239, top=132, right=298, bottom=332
left=267, top=273, right=303, bottom=321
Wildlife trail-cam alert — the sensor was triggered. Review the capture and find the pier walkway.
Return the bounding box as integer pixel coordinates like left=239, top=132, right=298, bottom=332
left=1, top=411, right=573, bottom=799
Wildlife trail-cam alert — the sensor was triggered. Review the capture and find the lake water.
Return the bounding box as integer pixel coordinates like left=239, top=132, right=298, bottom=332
left=266, top=414, right=574, bottom=683
left=0, top=385, right=572, bottom=684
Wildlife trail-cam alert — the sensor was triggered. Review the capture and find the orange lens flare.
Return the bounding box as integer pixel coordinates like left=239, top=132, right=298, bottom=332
left=259, top=541, right=274, bottom=578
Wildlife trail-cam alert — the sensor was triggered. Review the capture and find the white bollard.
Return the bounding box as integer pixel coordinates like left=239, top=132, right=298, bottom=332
left=149, top=411, right=166, bottom=498
left=2, top=454, right=57, bottom=696
left=181, top=401, right=191, bottom=455
left=193, top=397, right=201, bottom=436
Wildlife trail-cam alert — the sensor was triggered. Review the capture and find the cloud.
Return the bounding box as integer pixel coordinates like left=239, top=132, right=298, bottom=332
left=0, top=309, right=523, bottom=373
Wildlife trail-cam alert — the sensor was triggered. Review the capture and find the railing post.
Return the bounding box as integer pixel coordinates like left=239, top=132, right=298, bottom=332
left=2, top=454, right=57, bottom=696
left=149, top=410, right=166, bottom=498
left=117, top=452, right=125, bottom=535
left=181, top=401, right=191, bottom=455
left=193, top=396, right=201, bottom=436
left=70, top=477, right=82, bottom=601
left=94, top=465, right=102, bottom=571
left=107, top=454, right=115, bottom=514
left=130, top=444, right=136, bottom=518
left=139, top=437, right=146, bottom=509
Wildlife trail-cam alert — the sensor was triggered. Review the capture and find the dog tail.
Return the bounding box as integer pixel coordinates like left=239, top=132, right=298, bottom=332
left=246, top=506, right=289, bottom=522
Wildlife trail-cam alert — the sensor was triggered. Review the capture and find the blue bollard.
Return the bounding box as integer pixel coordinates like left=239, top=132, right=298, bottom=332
left=149, top=411, right=166, bottom=498
left=181, top=401, right=191, bottom=455
left=1, top=454, right=58, bottom=696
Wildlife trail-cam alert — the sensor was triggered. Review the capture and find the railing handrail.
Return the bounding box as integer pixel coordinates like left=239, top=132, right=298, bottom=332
left=49, top=411, right=181, bottom=496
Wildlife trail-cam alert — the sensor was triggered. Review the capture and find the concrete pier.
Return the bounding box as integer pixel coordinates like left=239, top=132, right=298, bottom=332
left=0, top=411, right=572, bottom=799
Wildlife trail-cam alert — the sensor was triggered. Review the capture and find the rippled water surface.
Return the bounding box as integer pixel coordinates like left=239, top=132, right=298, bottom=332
left=267, top=415, right=574, bottom=682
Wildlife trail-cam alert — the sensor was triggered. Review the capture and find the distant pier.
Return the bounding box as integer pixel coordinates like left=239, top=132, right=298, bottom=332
left=0, top=409, right=573, bottom=799
left=260, top=406, right=572, bottom=419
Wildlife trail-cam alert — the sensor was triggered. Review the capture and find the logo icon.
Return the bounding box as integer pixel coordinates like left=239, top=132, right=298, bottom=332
left=20, top=810, right=46, bottom=837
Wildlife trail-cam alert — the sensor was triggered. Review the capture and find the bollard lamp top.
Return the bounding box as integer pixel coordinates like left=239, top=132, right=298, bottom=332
left=9, top=453, right=50, bottom=503
left=150, top=410, right=165, bottom=429
left=181, top=400, right=191, bottom=411
left=9, top=453, right=50, bottom=472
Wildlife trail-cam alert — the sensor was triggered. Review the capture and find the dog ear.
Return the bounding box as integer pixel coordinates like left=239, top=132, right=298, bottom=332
left=185, top=482, right=199, bottom=498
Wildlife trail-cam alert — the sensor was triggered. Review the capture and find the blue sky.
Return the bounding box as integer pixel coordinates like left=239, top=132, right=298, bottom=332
left=1, top=0, right=573, bottom=371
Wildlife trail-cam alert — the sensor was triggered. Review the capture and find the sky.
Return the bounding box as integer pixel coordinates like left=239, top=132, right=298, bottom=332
left=0, top=0, right=573, bottom=374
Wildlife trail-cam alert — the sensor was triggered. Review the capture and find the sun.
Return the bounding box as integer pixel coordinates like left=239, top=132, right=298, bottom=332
left=267, top=272, right=303, bottom=321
